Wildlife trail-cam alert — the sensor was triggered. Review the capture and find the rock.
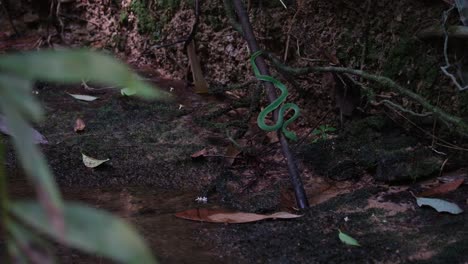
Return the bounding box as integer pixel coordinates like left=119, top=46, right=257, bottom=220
left=376, top=148, right=442, bottom=183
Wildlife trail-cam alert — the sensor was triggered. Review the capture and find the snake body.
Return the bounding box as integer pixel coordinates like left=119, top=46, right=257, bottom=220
left=250, top=51, right=300, bottom=141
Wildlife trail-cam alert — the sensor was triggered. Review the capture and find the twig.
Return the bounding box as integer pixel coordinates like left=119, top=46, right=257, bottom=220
left=0, top=0, right=18, bottom=35
left=431, top=91, right=441, bottom=148
left=233, top=0, right=309, bottom=209
left=223, top=0, right=243, bottom=34
left=358, top=0, right=371, bottom=77
left=389, top=106, right=468, bottom=152
left=293, top=108, right=332, bottom=151
left=440, top=6, right=468, bottom=91
left=439, top=158, right=449, bottom=177
left=283, top=7, right=300, bottom=62
left=208, top=79, right=257, bottom=94
left=381, top=99, right=432, bottom=117
left=183, top=0, right=201, bottom=50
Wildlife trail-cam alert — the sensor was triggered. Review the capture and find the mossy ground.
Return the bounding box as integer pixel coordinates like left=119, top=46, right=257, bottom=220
left=5, top=82, right=222, bottom=190
left=201, top=185, right=468, bottom=263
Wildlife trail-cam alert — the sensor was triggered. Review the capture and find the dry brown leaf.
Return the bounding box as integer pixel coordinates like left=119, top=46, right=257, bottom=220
left=74, top=118, right=86, bottom=132
left=174, top=208, right=302, bottom=224
left=419, top=179, right=464, bottom=197
left=191, top=148, right=208, bottom=158
left=224, top=144, right=242, bottom=166
left=265, top=131, right=279, bottom=144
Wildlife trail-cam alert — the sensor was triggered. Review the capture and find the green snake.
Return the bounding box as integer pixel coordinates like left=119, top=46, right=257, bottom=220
left=250, top=50, right=300, bottom=141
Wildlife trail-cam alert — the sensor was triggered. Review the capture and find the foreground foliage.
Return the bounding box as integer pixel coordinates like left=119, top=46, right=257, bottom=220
left=0, top=50, right=169, bottom=263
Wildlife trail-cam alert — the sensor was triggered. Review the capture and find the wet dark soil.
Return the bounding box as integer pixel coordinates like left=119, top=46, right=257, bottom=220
left=2, top=80, right=467, bottom=263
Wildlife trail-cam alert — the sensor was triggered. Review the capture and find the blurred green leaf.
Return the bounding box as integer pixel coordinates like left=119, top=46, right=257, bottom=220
left=7, top=240, right=29, bottom=264
left=7, top=221, right=56, bottom=264
left=11, top=201, right=158, bottom=264
left=0, top=74, right=62, bottom=211
left=121, top=87, right=137, bottom=96
left=0, top=74, right=43, bottom=121
left=0, top=50, right=171, bottom=100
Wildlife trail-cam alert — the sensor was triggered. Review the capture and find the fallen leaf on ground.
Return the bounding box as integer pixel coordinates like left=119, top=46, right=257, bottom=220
left=338, top=229, right=361, bottom=247
left=68, top=93, right=98, bottom=102
left=174, top=208, right=302, bottom=223
left=191, top=148, right=208, bottom=159
left=419, top=179, right=464, bottom=197
left=82, top=153, right=109, bottom=168
left=74, top=118, right=86, bottom=132
left=224, top=143, right=242, bottom=166
left=416, top=197, right=463, bottom=215
left=265, top=131, right=279, bottom=144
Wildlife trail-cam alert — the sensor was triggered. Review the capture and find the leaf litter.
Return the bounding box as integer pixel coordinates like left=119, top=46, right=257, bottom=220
left=175, top=208, right=302, bottom=224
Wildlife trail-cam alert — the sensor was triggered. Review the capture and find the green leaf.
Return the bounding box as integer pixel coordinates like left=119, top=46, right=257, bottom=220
left=7, top=240, right=29, bottom=264
left=338, top=229, right=361, bottom=247
left=7, top=221, right=56, bottom=263
left=0, top=74, right=43, bottom=121
left=0, top=50, right=171, bottom=100
left=416, top=197, right=464, bottom=214
left=121, top=87, right=137, bottom=96
left=11, top=201, right=158, bottom=264
left=0, top=75, right=62, bottom=210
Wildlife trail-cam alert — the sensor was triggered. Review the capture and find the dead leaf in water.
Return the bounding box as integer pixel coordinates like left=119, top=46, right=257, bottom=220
left=74, top=118, right=86, bottom=132
left=419, top=179, right=464, bottom=197
left=175, top=208, right=302, bottom=223
left=82, top=153, right=109, bottom=168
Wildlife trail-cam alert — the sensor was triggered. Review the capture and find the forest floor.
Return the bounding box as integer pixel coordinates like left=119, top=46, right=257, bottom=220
left=1, top=0, right=468, bottom=263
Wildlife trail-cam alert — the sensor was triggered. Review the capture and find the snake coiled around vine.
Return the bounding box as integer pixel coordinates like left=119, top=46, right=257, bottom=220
left=250, top=51, right=300, bottom=141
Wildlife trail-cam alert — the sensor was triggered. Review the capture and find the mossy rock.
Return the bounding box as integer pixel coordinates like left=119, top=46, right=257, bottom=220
left=299, top=116, right=440, bottom=183
left=375, top=148, right=442, bottom=183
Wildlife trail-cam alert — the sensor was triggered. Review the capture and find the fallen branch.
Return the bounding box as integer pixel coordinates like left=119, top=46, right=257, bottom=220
left=267, top=54, right=468, bottom=135
left=233, top=0, right=309, bottom=209
left=417, top=25, right=468, bottom=40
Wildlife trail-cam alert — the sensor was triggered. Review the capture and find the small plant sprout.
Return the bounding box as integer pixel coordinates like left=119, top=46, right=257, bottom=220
left=312, top=124, right=336, bottom=143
